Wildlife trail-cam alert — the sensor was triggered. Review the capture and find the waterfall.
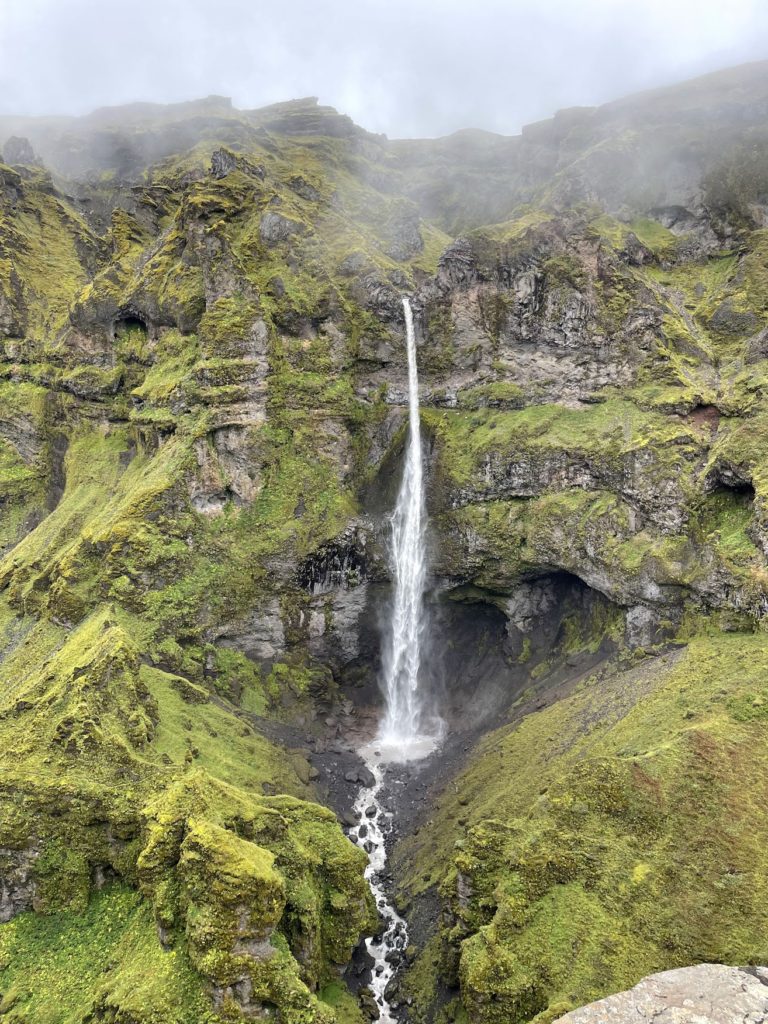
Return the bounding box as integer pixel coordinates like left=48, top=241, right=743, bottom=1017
left=349, top=298, right=439, bottom=1024
left=376, top=296, right=438, bottom=760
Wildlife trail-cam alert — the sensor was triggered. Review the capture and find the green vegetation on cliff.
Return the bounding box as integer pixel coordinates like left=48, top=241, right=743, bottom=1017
left=5, top=73, right=768, bottom=1024
left=399, top=631, right=768, bottom=1023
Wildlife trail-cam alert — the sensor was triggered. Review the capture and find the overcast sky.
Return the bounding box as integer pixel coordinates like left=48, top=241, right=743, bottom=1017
left=1, top=0, right=767, bottom=138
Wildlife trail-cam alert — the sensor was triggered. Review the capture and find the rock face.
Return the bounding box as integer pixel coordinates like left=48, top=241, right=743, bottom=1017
left=556, top=965, right=768, bottom=1023
left=259, top=210, right=304, bottom=245
left=1, top=136, right=39, bottom=166
left=0, top=844, right=37, bottom=922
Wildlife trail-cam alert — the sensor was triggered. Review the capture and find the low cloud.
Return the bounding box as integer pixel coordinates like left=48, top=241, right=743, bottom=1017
left=0, top=0, right=767, bottom=136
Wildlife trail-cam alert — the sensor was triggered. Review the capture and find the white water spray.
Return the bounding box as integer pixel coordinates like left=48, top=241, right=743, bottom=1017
left=350, top=764, right=408, bottom=1024
left=376, top=296, right=437, bottom=759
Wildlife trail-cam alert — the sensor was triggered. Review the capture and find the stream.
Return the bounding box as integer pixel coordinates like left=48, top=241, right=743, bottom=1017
left=348, top=739, right=437, bottom=1022
left=349, top=755, right=407, bottom=1023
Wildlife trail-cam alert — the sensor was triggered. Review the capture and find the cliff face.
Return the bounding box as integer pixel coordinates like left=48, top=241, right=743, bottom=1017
left=2, top=63, right=768, bottom=1024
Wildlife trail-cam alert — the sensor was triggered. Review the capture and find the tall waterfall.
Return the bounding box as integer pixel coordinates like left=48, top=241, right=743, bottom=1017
left=377, top=296, right=436, bottom=758
left=350, top=298, right=437, bottom=1023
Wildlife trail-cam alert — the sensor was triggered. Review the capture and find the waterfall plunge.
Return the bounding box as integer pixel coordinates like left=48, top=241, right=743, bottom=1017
left=350, top=299, right=439, bottom=1024
left=375, top=297, right=440, bottom=761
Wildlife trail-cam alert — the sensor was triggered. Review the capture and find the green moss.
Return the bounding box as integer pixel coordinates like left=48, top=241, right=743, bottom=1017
left=472, top=208, right=554, bottom=244
left=132, top=330, right=199, bottom=405
left=8, top=91, right=768, bottom=1024
left=627, top=217, right=677, bottom=256
left=542, top=253, right=588, bottom=291
left=200, top=297, right=263, bottom=359
left=424, top=401, right=699, bottom=489
left=179, top=820, right=286, bottom=981
left=694, top=488, right=759, bottom=566
left=0, top=175, right=98, bottom=340
left=139, top=773, right=375, bottom=1014
left=401, top=631, right=768, bottom=1022
left=142, top=665, right=306, bottom=794
left=457, top=382, right=525, bottom=410
left=0, top=884, right=213, bottom=1024
left=319, top=981, right=366, bottom=1024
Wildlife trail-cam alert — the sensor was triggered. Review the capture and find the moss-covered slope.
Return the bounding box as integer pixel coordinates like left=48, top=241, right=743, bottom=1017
left=396, top=631, right=768, bottom=1023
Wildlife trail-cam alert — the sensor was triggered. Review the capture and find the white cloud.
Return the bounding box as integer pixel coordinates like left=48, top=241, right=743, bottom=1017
left=0, top=0, right=766, bottom=135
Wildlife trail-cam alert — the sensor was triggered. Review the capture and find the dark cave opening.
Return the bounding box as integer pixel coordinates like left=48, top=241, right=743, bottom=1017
left=113, top=314, right=149, bottom=344
left=706, top=462, right=756, bottom=504
left=427, top=570, right=617, bottom=733
left=326, top=569, right=619, bottom=743
left=716, top=479, right=756, bottom=502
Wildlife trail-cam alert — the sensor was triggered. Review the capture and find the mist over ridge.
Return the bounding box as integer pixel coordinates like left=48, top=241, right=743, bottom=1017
left=2, top=0, right=768, bottom=137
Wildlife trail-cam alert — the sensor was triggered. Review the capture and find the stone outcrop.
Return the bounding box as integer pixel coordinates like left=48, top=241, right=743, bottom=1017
left=556, top=965, right=768, bottom=1023
left=0, top=844, right=38, bottom=922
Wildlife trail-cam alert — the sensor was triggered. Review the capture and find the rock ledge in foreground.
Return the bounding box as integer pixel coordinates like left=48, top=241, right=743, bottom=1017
left=556, top=964, right=768, bottom=1023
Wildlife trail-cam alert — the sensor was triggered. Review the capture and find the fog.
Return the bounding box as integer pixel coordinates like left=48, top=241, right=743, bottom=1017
left=1, top=0, right=767, bottom=137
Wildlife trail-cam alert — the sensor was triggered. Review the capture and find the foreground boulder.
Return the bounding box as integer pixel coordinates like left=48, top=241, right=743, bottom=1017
left=556, top=965, right=768, bottom=1023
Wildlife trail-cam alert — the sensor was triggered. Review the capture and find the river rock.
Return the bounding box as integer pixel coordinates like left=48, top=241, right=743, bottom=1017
left=358, top=987, right=380, bottom=1021
left=344, top=766, right=375, bottom=786
left=554, top=964, right=768, bottom=1023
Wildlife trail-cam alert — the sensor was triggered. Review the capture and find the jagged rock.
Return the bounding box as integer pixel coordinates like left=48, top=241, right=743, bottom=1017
left=625, top=604, right=660, bottom=648
left=288, top=175, right=321, bottom=202
left=619, top=231, right=654, bottom=266
left=709, top=300, right=762, bottom=337
left=0, top=844, right=38, bottom=922
left=437, top=238, right=477, bottom=288
left=259, top=210, right=303, bottom=245
left=2, top=136, right=39, bottom=166
left=211, top=598, right=286, bottom=663
left=746, top=325, right=768, bottom=363
left=210, top=148, right=238, bottom=179
left=190, top=423, right=263, bottom=514
left=555, top=964, right=768, bottom=1023
left=210, top=147, right=266, bottom=182
left=504, top=580, right=560, bottom=634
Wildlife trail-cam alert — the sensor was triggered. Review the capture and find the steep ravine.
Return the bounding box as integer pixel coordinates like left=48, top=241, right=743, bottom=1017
left=289, top=569, right=625, bottom=1021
